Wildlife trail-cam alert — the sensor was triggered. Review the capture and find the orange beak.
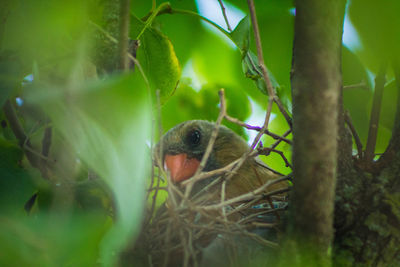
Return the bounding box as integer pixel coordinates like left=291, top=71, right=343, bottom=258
left=164, top=154, right=200, bottom=183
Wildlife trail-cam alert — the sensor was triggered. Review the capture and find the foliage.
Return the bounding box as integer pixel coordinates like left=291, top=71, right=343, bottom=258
left=0, top=0, right=399, bottom=265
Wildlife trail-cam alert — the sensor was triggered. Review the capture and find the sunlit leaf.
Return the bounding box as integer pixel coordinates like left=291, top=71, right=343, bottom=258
left=230, top=16, right=250, bottom=52
left=131, top=15, right=181, bottom=102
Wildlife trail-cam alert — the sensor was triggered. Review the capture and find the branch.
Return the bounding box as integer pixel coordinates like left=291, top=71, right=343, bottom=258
left=344, top=110, right=363, bottom=159
left=217, top=0, right=232, bottom=31
left=365, top=64, right=387, bottom=162
left=247, top=0, right=292, bottom=128
left=374, top=62, right=400, bottom=172
left=3, top=100, right=49, bottom=179
left=119, top=0, right=131, bottom=71
left=200, top=175, right=290, bottom=211
left=225, top=114, right=292, bottom=144
left=183, top=89, right=227, bottom=199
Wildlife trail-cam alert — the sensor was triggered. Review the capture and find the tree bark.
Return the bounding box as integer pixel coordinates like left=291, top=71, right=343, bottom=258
left=333, top=66, right=400, bottom=266
left=286, top=0, right=346, bottom=265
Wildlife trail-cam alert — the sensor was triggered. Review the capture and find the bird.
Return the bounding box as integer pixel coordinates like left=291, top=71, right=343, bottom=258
left=148, top=120, right=289, bottom=266
left=154, top=120, right=287, bottom=203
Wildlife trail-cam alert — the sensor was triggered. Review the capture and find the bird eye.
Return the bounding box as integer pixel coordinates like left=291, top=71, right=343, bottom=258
left=186, top=129, right=201, bottom=146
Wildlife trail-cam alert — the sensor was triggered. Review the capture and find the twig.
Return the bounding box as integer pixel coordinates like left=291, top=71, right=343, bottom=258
left=250, top=98, right=274, bottom=149
left=365, top=64, right=387, bottom=162
left=344, top=110, right=363, bottom=159
left=225, top=114, right=292, bottom=144
left=343, top=82, right=368, bottom=90
left=41, top=126, right=52, bottom=158
left=247, top=0, right=292, bottom=128
left=258, top=147, right=292, bottom=168
left=3, top=100, right=49, bottom=179
left=217, top=0, right=232, bottom=31
left=200, top=175, right=290, bottom=211
left=119, top=0, right=131, bottom=71
left=148, top=90, right=164, bottom=222
left=183, top=89, right=227, bottom=199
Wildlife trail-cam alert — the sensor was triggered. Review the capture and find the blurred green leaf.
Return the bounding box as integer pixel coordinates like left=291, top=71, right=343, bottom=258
left=2, top=0, right=92, bottom=73
left=344, top=88, right=373, bottom=145
left=349, top=0, right=400, bottom=73
left=380, top=81, right=397, bottom=131
left=0, top=51, right=24, bottom=107
left=342, top=46, right=371, bottom=89
left=25, top=72, right=151, bottom=265
left=0, top=213, right=110, bottom=266
left=131, top=15, right=181, bottom=102
left=161, top=82, right=250, bottom=138
left=0, top=138, right=37, bottom=216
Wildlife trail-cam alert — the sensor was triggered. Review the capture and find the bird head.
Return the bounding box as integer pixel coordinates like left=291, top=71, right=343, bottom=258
left=154, top=120, right=249, bottom=183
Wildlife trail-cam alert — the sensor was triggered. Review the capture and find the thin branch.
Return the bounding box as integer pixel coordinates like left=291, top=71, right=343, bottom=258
left=183, top=89, right=227, bottom=199
left=148, top=90, right=164, bottom=222
left=119, top=0, right=131, bottom=71
left=344, top=110, right=363, bottom=159
left=250, top=98, right=274, bottom=149
left=200, top=175, right=290, bottom=211
left=247, top=0, right=292, bottom=128
left=343, top=82, right=368, bottom=90
left=3, top=100, right=49, bottom=179
left=217, top=0, right=232, bottom=31
left=225, top=114, right=292, bottom=144
left=258, top=147, right=292, bottom=169
left=365, top=64, right=387, bottom=162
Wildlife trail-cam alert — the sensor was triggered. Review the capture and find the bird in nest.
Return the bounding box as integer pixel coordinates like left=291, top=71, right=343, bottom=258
left=154, top=119, right=288, bottom=203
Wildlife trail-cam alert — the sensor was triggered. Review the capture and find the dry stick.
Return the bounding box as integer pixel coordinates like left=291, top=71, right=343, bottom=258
left=225, top=114, right=292, bottom=144
left=238, top=207, right=287, bottom=224
left=247, top=0, right=292, bottom=128
left=365, top=64, right=387, bottom=162
left=179, top=228, right=190, bottom=267
left=344, top=110, right=363, bottom=159
left=148, top=90, right=164, bottom=223
left=251, top=97, right=274, bottom=149
left=201, top=175, right=290, bottom=211
left=269, top=129, right=292, bottom=151
left=258, top=147, right=292, bottom=168
left=217, top=0, right=232, bottom=31
left=119, top=0, right=131, bottom=71
left=183, top=89, right=227, bottom=199
left=3, top=100, right=49, bottom=179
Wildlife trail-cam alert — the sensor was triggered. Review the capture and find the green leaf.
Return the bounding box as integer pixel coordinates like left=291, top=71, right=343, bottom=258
left=0, top=213, right=110, bottom=266
left=25, top=72, right=152, bottom=266
left=342, top=46, right=371, bottom=89
left=230, top=16, right=250, bottom=52
left=161, top=82, right=250, bottom=138
left=131, top=15, right=181, bottom=102
left=0, top=51, right=24, bottom=107
left=0, top=138, right=37, bottom=215
left=349, top=0, right=400, bottom=73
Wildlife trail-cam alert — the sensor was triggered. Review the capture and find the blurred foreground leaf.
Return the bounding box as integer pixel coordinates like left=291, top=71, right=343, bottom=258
left=24, top=72, right=151, bottom=265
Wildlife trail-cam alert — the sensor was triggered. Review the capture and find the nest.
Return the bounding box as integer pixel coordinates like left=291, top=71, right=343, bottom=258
left=123, top=172, right=289, bottom=267
left=121, top=90, right=292, bottom=266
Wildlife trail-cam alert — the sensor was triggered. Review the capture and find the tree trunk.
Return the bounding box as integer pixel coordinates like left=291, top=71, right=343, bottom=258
left=285, top=0, right=346, bottom=265
left=333, top=67, right=400, bottom=266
